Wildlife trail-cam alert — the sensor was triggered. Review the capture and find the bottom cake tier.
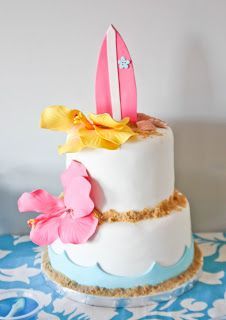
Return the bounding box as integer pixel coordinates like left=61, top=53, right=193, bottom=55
left=42, top=192, right=202, bottom=297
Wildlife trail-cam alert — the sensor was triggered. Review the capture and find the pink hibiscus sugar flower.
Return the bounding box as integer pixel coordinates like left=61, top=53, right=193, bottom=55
left=18, top=161, right=98, bottom=246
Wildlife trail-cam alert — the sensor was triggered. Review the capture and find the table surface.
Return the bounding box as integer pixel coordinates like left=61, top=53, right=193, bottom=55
left=1, top=233, right=226, bottom=319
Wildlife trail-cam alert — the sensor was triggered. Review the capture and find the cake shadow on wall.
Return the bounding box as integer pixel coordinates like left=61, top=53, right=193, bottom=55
left=171, top=36, right=226, bottom=232
left=172, top=119, right=226, bottom=233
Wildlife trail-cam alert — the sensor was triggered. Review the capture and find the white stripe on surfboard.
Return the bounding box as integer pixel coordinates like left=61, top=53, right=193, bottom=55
left=106, top=25, right=121, bottom=120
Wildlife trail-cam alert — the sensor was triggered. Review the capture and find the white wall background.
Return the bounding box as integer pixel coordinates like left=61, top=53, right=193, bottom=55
left=0, top=0, right=226, bottom=234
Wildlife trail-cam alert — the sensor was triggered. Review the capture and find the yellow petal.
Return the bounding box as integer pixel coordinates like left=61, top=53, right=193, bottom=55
left=89, top=113, right=130, bottom=129
left=74, top=111, right=93, bottom=129
left=58, top=140, right=84, bottom=154
left=79, top=128, right=119, bottom=150
left=94, top=126, right=136, bottom=145
left=58, top=129, right=85, bottom=154
left=40, top=106, right=77, bottom=132
left=58, top=192, right=64, bottom=198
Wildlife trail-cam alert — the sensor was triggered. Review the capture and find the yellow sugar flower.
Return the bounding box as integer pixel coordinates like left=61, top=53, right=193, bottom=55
left=40, top=106, right=136, bottom=153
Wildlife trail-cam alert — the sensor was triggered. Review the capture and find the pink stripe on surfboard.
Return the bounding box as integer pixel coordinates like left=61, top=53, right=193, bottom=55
left=95, top=36, right=112, bottom=116
left=115, top=28, right=137, bottom=122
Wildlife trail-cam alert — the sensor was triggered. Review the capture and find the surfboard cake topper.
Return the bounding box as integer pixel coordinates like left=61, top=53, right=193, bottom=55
left=95, top=25, right=137, bottom=122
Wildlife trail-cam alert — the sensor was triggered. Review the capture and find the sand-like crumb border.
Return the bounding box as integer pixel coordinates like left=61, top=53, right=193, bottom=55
left=95, top=190, right=187, bottom=224
left=42, top=242, right=202, bottom=298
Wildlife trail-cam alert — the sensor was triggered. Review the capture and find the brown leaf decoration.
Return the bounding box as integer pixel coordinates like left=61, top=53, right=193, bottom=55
left=136, top=119, right=156, bottom=131
left=149, top=116, right=167, bottom=129
left=136, top=113, right=167, bottom=131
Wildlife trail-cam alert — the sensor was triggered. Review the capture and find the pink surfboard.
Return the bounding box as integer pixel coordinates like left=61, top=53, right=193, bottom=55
left=95, top=25, right=137, bottom=122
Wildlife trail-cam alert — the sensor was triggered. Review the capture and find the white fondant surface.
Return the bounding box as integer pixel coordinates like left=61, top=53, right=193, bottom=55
left=51, top=202, right=192, bottom=277
left=66, top=127, right=175, bottom=212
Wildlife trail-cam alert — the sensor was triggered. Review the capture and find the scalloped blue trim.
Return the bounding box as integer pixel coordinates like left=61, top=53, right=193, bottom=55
left=48, top=238, right=194, bottom=289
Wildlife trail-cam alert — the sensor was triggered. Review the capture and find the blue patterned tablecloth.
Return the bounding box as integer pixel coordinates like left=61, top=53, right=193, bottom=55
left=1, top=233, right=226, bottom=319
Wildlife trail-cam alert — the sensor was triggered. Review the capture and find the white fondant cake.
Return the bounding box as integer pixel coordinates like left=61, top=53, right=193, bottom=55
left=48, top=124, right=195, bottom=291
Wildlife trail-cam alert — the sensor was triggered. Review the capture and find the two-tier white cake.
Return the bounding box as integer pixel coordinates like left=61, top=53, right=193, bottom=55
left=18, top=25, right=202, bottom=300
left=47, top=125, right=199, bottom=295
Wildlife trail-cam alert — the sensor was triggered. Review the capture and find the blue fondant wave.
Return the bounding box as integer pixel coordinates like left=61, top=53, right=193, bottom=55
left=48, top=238, right=194, bottom=289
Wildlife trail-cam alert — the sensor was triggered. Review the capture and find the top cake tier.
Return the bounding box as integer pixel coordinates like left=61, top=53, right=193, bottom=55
left=66, top=127, right=174, bottom=212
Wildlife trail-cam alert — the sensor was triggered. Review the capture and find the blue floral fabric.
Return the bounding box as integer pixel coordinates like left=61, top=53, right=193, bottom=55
left=0, top=233, right=226, bottom=319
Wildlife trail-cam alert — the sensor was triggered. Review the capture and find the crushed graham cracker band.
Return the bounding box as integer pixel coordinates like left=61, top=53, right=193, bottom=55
left=42, top=242, right=202, bottom=298
left=94, top=190, right=187, bottom=224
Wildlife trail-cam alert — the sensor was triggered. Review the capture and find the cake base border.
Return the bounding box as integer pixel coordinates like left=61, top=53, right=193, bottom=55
left=42, top=242, right=202, bottom=307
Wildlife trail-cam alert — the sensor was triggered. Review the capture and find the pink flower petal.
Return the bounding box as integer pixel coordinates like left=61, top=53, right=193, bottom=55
left=61, top=160, right=88, bottom=190
left=58, top=213, right=98, bottom=244
left=18, top=189, right=65, bottom=214
left=30, top=211, right=61, bottom=225
left=30, top=215, right=60, bottom=246
left=64, top=177, right=94, bottom=217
